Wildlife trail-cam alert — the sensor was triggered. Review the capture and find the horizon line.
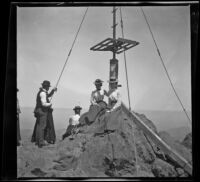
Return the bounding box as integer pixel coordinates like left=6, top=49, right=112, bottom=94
left=20, top=106, right=191, bottom=112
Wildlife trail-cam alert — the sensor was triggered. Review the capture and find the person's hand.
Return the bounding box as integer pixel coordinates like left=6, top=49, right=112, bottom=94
left=53, top=87, right=57, bottom=92
left=92, top=103, right=99, bottom=106
left=104, top=89, right=108, bottom=96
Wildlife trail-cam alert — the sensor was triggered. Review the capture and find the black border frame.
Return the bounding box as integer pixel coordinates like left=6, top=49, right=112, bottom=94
left=2, top=1, right=199, bottom=181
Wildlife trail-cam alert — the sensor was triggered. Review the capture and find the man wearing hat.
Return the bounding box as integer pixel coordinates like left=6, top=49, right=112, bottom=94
left=17, top=88, right=21, bottom=146
left=62, top=105, right=82, bottom=140
left=105, top=78, right=122, bottom=112
left=90, top=79, right=106, bottom=105
left=32, top=80, right=57, bottom=148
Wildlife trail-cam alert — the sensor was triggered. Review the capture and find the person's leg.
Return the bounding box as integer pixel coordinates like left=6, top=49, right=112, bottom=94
left=46, top=111, right=56, bottom=144
left=31, top=119, right=38, bottom=143
left=37, top=112, right=47, bottom=147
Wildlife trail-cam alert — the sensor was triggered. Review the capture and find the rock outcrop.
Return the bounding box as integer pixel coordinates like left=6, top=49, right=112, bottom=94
left=17, top=105, right=192, bottom=178
left=158, top=131, right=192, bottom=165
left=181, top=132, right=192, bottom=150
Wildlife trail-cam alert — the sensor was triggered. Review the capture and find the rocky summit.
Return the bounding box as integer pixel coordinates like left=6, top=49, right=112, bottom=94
left=17, top=106, right=192, bottom=178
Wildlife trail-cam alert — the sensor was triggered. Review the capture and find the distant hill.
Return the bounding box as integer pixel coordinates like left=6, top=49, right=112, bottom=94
left=19, top=107, right=87, bottom=130
left=162, top=126, right=191, bottom=142
left=138, top=110, right=191, bottom=132
left=181, top=133, right=192, bottom=150
left=20, top=129, right=33, bottom=142
left=19, top=107, right=191, bottom=134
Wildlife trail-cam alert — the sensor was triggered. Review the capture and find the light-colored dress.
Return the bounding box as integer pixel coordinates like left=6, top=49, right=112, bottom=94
left=106, top=88, right=121, bottom=111
left=90, top=89, right=105, bottom=105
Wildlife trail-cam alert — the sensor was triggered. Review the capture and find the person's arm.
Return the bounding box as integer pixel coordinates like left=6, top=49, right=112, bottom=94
left=90, top=91, right=97, bottom=105
left=110, top=90, right=121, bottom=112
left=40, top=92, right=52, bottom=107
left=48, top=87, right=57, bottom=97
left=69, top=117, right=73, bottom=125
left=104, top=89, right=109, bottom=97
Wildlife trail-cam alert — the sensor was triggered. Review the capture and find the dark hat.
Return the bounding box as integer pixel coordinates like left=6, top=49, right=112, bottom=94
left=73, top=106, right=82, bottom=110
left=107, top=78, right=118, bottom=83
left=94, top=79, right=103, bottom=85
left=41, top=80, right=51, bottom=87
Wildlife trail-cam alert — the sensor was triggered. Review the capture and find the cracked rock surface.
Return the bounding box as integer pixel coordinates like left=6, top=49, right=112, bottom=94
left=17, top=106, right=192, bottom=178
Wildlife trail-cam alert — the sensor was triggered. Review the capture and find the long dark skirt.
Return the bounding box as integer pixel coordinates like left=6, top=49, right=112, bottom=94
left=44, top=111, right=56, bottom=143
left=62, top=125, right=76, bottom=140
left=79, top=101, right=107, bottom=126
left=31, top=110, right=56, bottom=144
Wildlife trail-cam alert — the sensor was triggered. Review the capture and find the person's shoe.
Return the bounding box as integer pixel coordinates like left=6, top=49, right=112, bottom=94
left=44, top=140, right=49, bottom=145
left=49, top=141, right=55, bottom=144
left=38, top=142, right=47, bottom=148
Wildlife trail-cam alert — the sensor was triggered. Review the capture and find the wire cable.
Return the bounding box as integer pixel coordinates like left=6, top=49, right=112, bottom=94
left=140, top=7, right=191, bottom=124
left=119, top=7, right=132, bottom=111
left=55, top=7, right=89, bottom=89
left=50, top=7, right=89, bottom=101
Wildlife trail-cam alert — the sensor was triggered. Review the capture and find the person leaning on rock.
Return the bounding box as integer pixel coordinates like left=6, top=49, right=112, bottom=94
left=104, top=78, right=122, bottom=112
left=62, top=106, right=82, bottom=140
left=32, top=80, right=57, bottom=148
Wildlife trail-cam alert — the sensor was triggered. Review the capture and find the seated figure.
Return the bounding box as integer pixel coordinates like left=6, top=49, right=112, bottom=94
left=104, top=78, right=122, bottom=112
left=90, top=79, right=106, bottom=105
left=62, top=106, right=82, bottom=140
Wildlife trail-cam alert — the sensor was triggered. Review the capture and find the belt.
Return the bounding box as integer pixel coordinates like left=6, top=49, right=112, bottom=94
left=110, top=100, right=117, bottom=104
left=96, top=100, right=104, bottom=103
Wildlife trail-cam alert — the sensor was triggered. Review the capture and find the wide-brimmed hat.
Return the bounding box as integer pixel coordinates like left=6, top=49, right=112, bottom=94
left=107, top=78, right=118, bottom=83
left=41, top=80, right=51, bottom=87
left=94, top=79, right=103, bottom=85
left=73, top=106, right=82, bottom=110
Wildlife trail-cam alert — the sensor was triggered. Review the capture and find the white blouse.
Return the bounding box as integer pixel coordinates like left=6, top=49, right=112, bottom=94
left=107, top=89, right=121, bottom=111
left=69, top=114, right=80, bottom=126
left=40, top=88, right=52, bottom=107
left=90, top=89, right=105, bottom=105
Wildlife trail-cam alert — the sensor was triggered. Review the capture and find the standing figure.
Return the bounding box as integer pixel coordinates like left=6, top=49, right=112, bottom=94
left=17, top=88, right=21, bottom=146
left=105, top=78, right=121, bottom=112
left=62, top=106, right=82, bottom=140
left=31, top=80, right=57, bottom=148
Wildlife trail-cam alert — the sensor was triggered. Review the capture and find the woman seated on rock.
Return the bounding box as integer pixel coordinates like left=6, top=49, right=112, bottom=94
left=104, top=78, right=122, bottom=112
left=80, top=79, right=107, bottom=125
left=90, top=79, right=107, bottom=107
left=62, top=106, right=82, bottom=140
left=91, top=78, right=122, bottom=134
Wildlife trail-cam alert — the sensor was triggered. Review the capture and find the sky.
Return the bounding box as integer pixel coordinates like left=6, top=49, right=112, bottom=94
left=17, top=6, right=191, bottom=111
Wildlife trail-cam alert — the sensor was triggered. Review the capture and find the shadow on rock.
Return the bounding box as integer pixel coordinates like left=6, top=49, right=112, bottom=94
left=31, top=168, right=47, bottom=177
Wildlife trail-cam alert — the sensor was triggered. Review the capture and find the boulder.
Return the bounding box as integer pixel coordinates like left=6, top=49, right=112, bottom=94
left=181, top=132, right=192, bottom=150
left=18, top=106, right=192, bottom=178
